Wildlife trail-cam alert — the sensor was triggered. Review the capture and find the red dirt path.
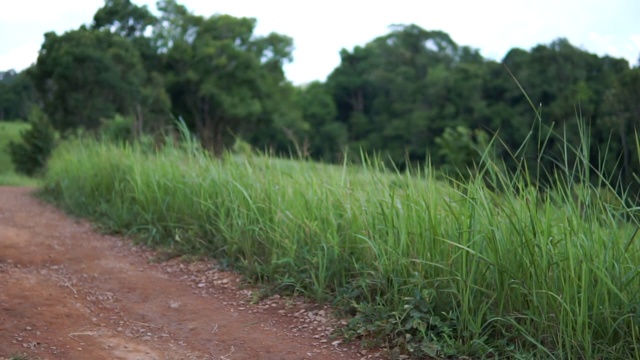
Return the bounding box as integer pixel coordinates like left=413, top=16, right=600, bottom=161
left=0, top=187, right=379, bottom=360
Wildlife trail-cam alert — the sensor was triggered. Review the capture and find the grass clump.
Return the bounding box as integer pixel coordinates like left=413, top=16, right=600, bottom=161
left=42, top=129, right=640, bottom=359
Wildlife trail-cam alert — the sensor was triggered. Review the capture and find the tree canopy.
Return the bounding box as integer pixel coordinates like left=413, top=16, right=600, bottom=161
left=30, top=27, right=146, bottom=132
left=163, top=11, right=293, bottom=155
left=1, top=0, right=638, bottom=191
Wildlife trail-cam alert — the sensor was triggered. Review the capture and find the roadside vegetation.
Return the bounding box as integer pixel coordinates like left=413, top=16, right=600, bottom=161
left=42, top=122, right=640, bottom=359
left=0, top=120, right=42, bottom=186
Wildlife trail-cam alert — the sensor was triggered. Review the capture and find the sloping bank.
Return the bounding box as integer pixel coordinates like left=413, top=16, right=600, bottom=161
left=42, top=138, right=640, bottom=359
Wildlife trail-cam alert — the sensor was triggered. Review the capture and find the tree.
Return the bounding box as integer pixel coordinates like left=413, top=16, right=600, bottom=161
left=92, top=0, right=171, bottom=136
left=298, top=82, right=345, bottom=161
left=163, top=9, right=293, bottom=156
left=0, top=69, right=38, bottom=120
left=153, top=0, right=196, bottom=53
left=327, top=24, right=486, bottom=166
left=492, top=39, right=631, bottom=183
left=600, top=67, right=640, bottom=189
left=30, top=27, right=146, bottom=133
left=92, top=0, right=156, bottom=39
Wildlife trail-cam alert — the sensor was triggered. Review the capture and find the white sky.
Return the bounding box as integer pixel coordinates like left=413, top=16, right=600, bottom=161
left=1, top=0, right=639, bottom=84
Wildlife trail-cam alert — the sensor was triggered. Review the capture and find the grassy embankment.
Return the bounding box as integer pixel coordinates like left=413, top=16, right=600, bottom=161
left=41, top=133, right=640, bottom=359
left=0, top=121, right=41, bottom=186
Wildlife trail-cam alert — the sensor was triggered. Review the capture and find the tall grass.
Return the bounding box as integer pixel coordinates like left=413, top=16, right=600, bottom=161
left=42, top=130, right=640, bottom=359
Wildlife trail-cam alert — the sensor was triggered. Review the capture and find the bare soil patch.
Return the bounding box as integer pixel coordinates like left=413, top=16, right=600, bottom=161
left=0, top=187, right=378, bottom=360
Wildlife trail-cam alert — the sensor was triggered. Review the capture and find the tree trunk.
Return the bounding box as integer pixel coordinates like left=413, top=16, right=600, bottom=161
left=201, top=120, right=215, bottom=153
left=213, top=118, right=224, bottom=157
left=620, top=117, right=630, bottom=184
left=199, top=98, right=214, bottom=151
left=198, top=98, right=226, bottom=157
left=134, top=103, right=143, bottom=139
left=351, top=90, right=364, bottom=112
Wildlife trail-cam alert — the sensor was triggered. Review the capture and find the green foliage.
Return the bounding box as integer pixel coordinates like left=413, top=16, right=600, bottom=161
left=435, top=126, right=489, bottom=175
left=99, top=114, right=134, bottom=144
left=298, top=82, right=346, bottom=161
left=30, top=26, right=146, bottom=132
left=43, top=129, right=640, bottom=358
left=162, top=9, right=294, bottom=156
left=327, top=25, right=486, bottom=166
left=0, top=121, right=40, bottom=186
left=0, top=69, right=38, bottom=121
left=7, top=109, right=55, bottom=176
left=323, top=26, right=639, bottom=193
left=0, top=121, right=28, bottom=172
left=90, top=0, right=172, bottom=136
left=92, top=0, right=157, bottom=39
left=231, top=137, right=254, bottom=157
left=0, top=172, right=41, bottom=186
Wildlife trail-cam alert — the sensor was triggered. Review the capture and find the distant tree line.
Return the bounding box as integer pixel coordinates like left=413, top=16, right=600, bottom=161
left=1, top=0, right=639, bottom=190
left=0, top=69, right=37, bottom=120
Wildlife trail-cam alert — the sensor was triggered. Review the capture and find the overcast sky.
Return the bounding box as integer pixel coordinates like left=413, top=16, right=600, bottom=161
left=1, top=0, right=638, bottom=84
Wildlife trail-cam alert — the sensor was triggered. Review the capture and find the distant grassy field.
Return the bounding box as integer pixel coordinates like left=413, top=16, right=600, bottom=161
left=41, top=134, right=640, bottom=359
left=0, top=120, right=41, bottom=186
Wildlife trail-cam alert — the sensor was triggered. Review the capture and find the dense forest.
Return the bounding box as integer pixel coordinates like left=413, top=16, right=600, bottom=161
left=2, top=0, right=639, bottom=190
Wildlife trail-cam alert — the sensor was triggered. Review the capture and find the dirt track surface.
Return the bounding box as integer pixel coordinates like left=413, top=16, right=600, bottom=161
left=0, top=187, right=372, bottom=360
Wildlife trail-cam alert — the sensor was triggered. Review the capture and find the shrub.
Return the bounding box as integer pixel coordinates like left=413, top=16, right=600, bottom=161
left=99, top=114, right=134, bottom=144
left=7, top=108, right=56, bottom=176
left=435, top=125, right=489, bottom=176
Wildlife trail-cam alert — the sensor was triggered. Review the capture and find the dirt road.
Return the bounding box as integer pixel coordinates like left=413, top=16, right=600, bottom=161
left=0, top=187, right=372, bottom=360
